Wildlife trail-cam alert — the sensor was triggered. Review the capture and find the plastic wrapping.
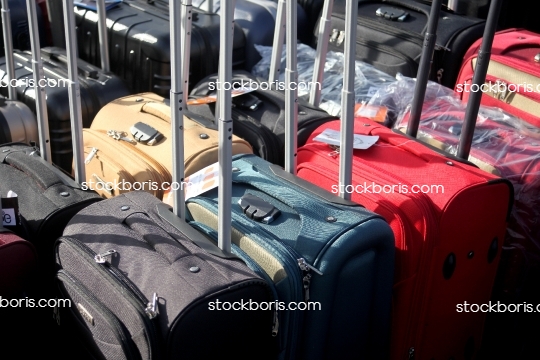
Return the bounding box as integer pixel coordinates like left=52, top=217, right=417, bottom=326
left=374, top=75, right=540, bottom=263
left=251, top=43, right=396, bottom=116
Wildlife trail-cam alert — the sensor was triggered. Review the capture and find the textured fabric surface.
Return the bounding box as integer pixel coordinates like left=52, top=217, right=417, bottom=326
left=58, top=191, right=276, bottom=360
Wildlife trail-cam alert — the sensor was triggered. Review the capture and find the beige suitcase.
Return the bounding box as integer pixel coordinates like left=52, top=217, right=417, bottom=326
left=83, top=93, right=252, bottom=198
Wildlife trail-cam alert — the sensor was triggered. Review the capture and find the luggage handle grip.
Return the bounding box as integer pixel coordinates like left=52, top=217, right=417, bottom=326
left=41, top=48, right=99, bottom=79
left=156, top=203, right=237, bottom=259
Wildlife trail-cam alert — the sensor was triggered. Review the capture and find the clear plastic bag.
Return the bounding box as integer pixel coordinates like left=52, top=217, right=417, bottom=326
left=251, top=43, right=396, bottom=116
left=377, top=75, right=540, bottom=261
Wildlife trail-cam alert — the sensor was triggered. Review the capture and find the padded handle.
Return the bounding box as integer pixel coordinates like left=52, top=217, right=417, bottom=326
left=4, top=151, right=61, bottom=189
left=141, top=102, right=171, bottom=123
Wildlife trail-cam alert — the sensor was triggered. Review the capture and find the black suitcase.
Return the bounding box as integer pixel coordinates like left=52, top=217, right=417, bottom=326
left=46, top=0, right=246, bottom=98
left=0, top=0, right=46, bottom=57
left=317, top=0, right=486, bottom=88
left=188, top=71, right=338, bottom=166
left=0, top=47, right=130, bottom=171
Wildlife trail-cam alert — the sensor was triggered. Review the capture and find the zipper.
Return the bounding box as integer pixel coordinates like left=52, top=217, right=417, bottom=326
left=297, top=258, right=324, bottom=302
left=58, top=236, right=161, bottom=359
left=57, top=270, right=140, bottom=360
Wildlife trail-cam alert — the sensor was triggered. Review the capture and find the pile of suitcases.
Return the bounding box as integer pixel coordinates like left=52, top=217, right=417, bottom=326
left=1, top=0, right=539, bottom=359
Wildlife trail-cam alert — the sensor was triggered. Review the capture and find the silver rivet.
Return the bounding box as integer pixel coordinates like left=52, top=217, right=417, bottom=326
left=363, top=123, right=370, bottom=126
left=135, top=98, right=143, bottom=102
left=468, top=251, right=474, bottom=259
left=299, top=111, right=306, bottom=115
left=121, top=206, right=130, bottom=211
left=232, top=167, right=240, bottom=172
left=2, top=149, right=9, bottom=152
left=189, top=266, right=200, bottom=273
left=326, top=216, right=337, bottom=223
left=199, top=133, right=209, bottom=139
left=446, top=161, right=454, bottom=166
left=535, top=54, right=540, bottom=63
left=60, top=192, right=69, bottom=197
left=442, top=16, right=449, bottom=20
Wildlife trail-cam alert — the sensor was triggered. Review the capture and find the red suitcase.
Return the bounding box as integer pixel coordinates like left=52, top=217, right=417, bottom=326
left=0, top=228, right=38, bottom=297
left=456, top=28, right=540, bottom=128
left=297, top=0, right=512, bottom=358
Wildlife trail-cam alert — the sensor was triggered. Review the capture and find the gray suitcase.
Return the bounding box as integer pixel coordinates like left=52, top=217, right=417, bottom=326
left=0, top=0, right=37, bottom=145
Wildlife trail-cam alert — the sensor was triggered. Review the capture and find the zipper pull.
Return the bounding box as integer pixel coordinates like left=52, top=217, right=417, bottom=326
left=298, top=258, right=323, bottom=302
left=272, top=310, right=279, bottom=337
left=408, top=347, right=415, bottom=360
left=107, top=130, right=136, bottom=144
left=145, top=292, right=159, bottom=319
left=94, top=249, right=117, bottom=264
left=297, top=258, right=323, bottom=275
left=328, top=145, right=340, bottom=157
left=436, top=68, right=444, bottom=84
left=84, top=147, right=99, bottom=164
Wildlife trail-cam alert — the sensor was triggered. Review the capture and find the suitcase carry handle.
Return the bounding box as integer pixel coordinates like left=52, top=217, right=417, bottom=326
left=41, top=48, right=100, bottom=79
left=26, top=0, right=52, bottom=163
left=1, top=0, right=16, bottom=100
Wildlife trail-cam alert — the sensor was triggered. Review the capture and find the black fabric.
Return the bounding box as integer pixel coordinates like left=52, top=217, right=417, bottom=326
left=57, top=191, right=277, bottom=360
left=0, top=48, right=130, bottom=171
left=0, top=144, right=101, bottom=263
left=188, top=71, right=338, bottom=166
left=321, top=0, right=486, bottom=88
left=0, top=0, right=45, bottom=57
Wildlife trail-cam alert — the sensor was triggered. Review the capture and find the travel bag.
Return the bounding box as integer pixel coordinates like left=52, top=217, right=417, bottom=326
left=296, top=1, right=514, bottom=359
left=456, top=28, right=540, bottom=129
left=0, top=0, right=38, bottom=146
left=0, top=0, right=101, bottom=257
left=84, top=1, right=253, bottom=199
left=185, top=1, right=395, bottom=359
left=0, top=0, right=130, bottom=172
left=0, top=199, right=38, bottom=298
left=316, top=0, right=486, bottom=88
left=46, top=0, right=246, bottom=98
left=54, top=3, right=277, bottom=359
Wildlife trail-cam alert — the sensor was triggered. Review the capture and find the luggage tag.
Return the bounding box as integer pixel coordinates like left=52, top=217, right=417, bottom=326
left=163, top=162, right=220, bottom=205
left=1, top=191, right=21, bottom=229
left=313, top=128, right=379, bottom=150
left=354, top=104, right=388, bottom=123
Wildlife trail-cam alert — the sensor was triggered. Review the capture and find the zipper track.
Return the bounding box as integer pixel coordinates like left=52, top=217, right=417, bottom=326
left=57, top=270, right=140, bottom=360
left=57, top=236, right=160, bottom=360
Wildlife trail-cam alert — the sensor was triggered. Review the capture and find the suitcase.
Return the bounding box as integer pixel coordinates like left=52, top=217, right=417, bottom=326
left=193, top=0, right=309, bottom=70
left=46, top=0, right=246, bottom=98
left=0, top=46, right=130, bottom=171
left=0, top=198, right=38, bottom=298
left=297, top=1, right=514, bottom=359
left=54, top=3, right=277, bottom=359
left=316, top=0, right=486, bottom=88
left=456, top=28, right=540, bottom=129
left=0, top=0, right=38, bottom=146
left=0, top=0, right=45, bottom=57
left=188, top=70, right=338, bottom=166
left=185, top=2, right=395, bottom=359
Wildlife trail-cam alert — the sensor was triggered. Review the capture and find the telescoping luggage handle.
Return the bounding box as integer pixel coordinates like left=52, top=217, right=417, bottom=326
left=24, top=0, right=52, bottom=163
left=66, top=0, right=111, bottom=182
left=1, top=0, right=17, bottom=101
left=406, top=0, right=503, bottom=161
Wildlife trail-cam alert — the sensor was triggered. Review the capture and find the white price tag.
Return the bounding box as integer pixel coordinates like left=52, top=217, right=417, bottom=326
left=313, top=129, right=379, bottom=150
left=2, top=208, right=16, bottom=226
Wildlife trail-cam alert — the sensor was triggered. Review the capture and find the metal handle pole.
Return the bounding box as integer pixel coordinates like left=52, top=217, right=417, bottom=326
left=338, top=0, right=358, bottom=200
left=309, top=0, right=334, bottom=106
left=217, top=0, right=235, bottom=254
left=284, top=0, right=298, bottom=174
left=406, top=0, right=443, bottom=138
left=96, top=0, right=110, bottom=72
left=63, top=0, right=85, bottom=182
left=28, top=0, right=52, bottom=162
left=181, top=0, right=192, bottom=103
left=457, top=0, right=502, bottom=160
left=1, top=0, right=16, bottom=100
left=269, top=0, right=286, bottom=84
